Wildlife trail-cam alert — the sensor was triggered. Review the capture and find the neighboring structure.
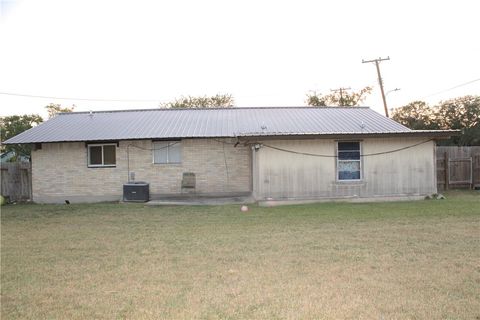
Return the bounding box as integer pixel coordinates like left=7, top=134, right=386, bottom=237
left=3, top=107, right=456, bottom=204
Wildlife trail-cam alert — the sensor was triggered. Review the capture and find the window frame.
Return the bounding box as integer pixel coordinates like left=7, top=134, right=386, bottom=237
left=87, top=143, right=117, bottom=168
left=336, top=141, right=362, bottom=182
left=152, top=140, right=182, bottom=164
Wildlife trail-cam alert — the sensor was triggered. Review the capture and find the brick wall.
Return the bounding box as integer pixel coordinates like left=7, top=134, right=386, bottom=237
left=31, top=139, right=252, bottom=203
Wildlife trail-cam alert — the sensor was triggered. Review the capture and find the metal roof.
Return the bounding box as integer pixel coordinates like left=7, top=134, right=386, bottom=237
left=3, top=107, right=456, bottom=144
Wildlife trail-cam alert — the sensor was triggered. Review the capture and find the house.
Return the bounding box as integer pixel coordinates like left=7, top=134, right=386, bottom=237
left=3, top=107, right=456, bottom=204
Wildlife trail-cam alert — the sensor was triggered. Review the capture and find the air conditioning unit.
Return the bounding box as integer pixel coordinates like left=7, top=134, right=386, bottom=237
left=123, top=182, right=149, bottom=202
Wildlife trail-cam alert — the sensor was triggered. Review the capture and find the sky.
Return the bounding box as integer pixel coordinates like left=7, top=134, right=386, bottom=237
left=0, top=0, right=479, bottom=119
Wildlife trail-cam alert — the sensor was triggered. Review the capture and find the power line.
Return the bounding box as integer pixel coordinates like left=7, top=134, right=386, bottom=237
left=0, top=91, right=164, bottom=103
left=420, top=78, right=480, bottom=99
left=261, top=139, right=433, bottom=158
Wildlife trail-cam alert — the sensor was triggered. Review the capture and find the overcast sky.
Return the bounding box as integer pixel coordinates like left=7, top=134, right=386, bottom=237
left=0, top=0, right=479, bottom=118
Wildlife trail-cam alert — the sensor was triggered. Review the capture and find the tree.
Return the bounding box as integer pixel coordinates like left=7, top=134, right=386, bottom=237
left=391, top=101, right=440, bottom=130
left=391, top=95, right=480, bottom=145
left=306, top=86, right=372, bottom=107
left=45, top=103, right=75, bottom=119
left=305, top=91, right=327, bottom=107
left=436, top=95, right=480, bottom=145
left=458, top=122, right=480, bottom=146
left=436, top=95, right=479, bottom=130
left=160, top=94, right=234, bottom=109
left=0, top=114, right=43, bottom=159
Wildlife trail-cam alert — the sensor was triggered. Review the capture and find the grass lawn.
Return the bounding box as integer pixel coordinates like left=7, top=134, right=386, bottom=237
left=1, top=191, right=479, bottom=319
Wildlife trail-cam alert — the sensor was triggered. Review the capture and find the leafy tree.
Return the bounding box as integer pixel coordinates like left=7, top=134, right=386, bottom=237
left=391, top=95, right=480, bottom=145
left=436, top=95, right=479, bottom=130
left=160, top=94, right=234, bottom=109
left=437, top=95, right=480, bottom=145
left=45, top=103, right=75, bottom=119
left=391, top=101, right=440, bottom=130
left=305, top=91, right=327, bottom=107
left=306, top=86, right=372, bottom=107
left=0, top=114, right=43, bottom=159
left=458, top=122, right=480, bottom=146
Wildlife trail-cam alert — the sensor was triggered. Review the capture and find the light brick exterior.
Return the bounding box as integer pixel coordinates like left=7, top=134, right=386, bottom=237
left=31, top=139, right=252, bottom=203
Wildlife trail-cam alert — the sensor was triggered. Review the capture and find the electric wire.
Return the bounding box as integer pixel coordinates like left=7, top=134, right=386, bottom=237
left=260, top=139, right=434, bottom=158
left=126, top=140, right=232, bottom=185
left=126, top=142, right=179, bottom=181
left=125, top=138, right=434, bottom=181
left=420, top=78, right=480, bottom=99
left=2, top=77, right=477, bottom=104
left=222, top=142, right=230, bottom=188
left=0, top=91, right=164, bottom=103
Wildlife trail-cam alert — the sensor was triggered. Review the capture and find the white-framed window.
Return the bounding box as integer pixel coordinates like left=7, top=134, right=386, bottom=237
left=153, top=141, right=181, bottom=164
left=88, top=144, right=116, bottom=167
left=337, top=141, right=361, bottom=181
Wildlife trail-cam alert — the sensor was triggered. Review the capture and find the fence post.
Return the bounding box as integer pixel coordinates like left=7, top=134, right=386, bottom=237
left=444, top=152, right=449, bottom=190
left=470, top=157, right=474, bottom=190
left=476, top=154, right=480, bottom=189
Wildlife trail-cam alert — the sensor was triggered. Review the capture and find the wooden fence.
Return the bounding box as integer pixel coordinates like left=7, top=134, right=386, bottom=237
left=436, top=146, right=480, bottom=190
left=1, top=162, right=32, bottom=202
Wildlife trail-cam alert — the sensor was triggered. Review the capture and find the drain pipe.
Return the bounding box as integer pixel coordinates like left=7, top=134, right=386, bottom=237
left=127, top=144, right=131, bottom=183
left=250, top=143, right=262, bottom=200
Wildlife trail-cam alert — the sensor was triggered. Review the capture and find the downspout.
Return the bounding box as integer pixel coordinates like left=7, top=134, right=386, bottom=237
left=250, top=143, right=263, bottom=200
left=251, top=144, right=257, bottom=200
left=433, top=140, right=438, bottom=194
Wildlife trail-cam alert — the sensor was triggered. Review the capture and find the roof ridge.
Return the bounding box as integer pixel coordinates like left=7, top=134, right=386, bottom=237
left=59, top=106, right=371, bottom=115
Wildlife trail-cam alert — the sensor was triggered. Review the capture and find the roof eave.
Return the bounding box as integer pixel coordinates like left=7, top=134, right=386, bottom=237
left=3, top=130, right=460, bottom=145
left=236, top=130, right=460, bottom=140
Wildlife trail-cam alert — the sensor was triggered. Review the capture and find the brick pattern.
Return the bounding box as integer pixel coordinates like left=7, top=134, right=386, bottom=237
left=31, top=139, right=251, bottom=203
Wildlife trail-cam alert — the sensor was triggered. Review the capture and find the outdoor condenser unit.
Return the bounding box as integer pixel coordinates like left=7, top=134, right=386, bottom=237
left=123, top=182, right=150, bottom=202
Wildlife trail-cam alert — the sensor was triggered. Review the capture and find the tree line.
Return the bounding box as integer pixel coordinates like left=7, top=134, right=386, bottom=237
left=391, top=96, right=479, bottom=146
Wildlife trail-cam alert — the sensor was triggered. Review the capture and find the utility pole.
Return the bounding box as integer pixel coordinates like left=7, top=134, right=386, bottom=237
left=330, top=87, right=351, bottom=106
left=362, top=56, right=390, bottom=117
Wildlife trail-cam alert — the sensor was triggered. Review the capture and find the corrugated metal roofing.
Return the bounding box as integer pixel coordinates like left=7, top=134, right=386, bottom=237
left=3, top=107, right=451, bottom=144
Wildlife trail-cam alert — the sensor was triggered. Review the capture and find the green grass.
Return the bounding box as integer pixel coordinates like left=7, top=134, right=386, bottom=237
left=1, top=191, right=479, bottom=319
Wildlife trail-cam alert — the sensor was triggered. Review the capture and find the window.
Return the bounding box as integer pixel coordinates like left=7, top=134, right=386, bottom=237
left=337, top=141, right=361, bottom=180
left=153, top=141, right=181, bottom=164
left=88, top=144, right=116, bottom=167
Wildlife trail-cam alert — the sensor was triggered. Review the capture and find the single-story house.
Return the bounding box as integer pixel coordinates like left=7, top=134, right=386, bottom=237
left=4, top=107, right=456, bottom=204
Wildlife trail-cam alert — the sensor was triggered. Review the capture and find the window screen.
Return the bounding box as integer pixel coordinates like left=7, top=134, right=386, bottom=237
left=153, top=141, right=181, bottom=164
